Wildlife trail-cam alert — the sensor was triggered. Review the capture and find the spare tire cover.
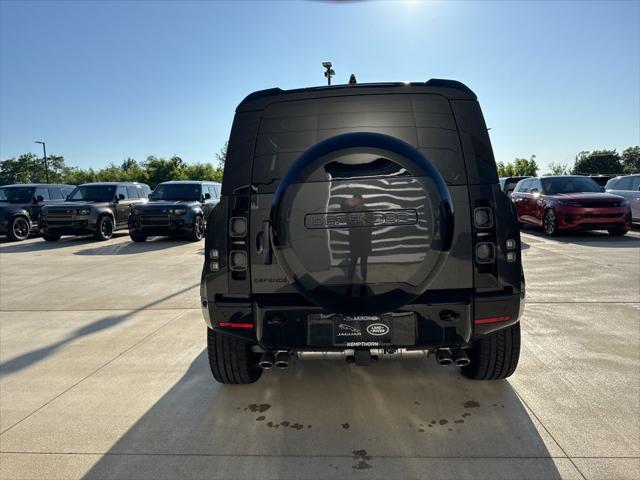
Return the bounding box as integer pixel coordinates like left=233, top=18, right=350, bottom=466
left=271, top=132, right=454, bottom=315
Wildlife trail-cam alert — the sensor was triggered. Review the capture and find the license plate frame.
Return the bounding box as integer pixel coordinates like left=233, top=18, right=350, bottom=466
left=331, top=314, right=394, bottom=347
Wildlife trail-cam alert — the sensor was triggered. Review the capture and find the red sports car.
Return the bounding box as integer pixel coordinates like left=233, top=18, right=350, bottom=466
left=511, top=176, right=632, bottom=236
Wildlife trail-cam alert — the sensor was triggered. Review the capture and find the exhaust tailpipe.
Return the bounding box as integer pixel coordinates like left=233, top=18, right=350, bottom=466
left=258, top=351, right=275, bottom=370
left=452, top=349, right=470, bottom=367
left=274, top=351, right=290, bottom=369
left=435, top=349, right=453, bottom=366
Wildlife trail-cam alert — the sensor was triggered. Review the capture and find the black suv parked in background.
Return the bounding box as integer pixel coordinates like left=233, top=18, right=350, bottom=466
left=0, top=184, right=75, bottom=241
left=201, top=80, right=525, bottom=384
left=128, top=180, right=221, bottom=242
left=40, top=182, right=150, bottom=241
left=499, top=176, right=531, bottom=196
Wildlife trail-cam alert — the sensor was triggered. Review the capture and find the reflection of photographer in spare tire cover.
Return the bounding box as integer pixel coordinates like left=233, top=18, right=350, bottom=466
left=342, top=194, right=372, bottom=291
left=271, top=132, right=454, bottom=315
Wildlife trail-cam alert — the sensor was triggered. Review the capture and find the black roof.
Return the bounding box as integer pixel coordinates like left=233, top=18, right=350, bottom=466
left=158, top=180, right=221, bottom=185
left=237, top=79, right=477, bottom=112
left=0, top=183, right=74, bottom=188
left=77, top=182, right=149, bottom=187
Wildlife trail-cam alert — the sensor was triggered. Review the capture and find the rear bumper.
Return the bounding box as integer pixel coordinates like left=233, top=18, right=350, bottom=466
left=203, top=289, right=523, bottom=350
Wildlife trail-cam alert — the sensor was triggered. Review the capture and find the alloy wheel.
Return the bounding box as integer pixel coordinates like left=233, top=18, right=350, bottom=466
left=12, top=217, right=29, bottom=240
left=544, top=210, right=557, bottom=236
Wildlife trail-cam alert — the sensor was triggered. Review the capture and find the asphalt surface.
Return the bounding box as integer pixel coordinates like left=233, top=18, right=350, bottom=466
left=0, top=227, right=639, bottom=479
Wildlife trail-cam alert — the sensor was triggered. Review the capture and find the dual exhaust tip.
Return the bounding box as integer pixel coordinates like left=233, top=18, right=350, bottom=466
left=259, top=351, right=289, bottom=370
left=259, top=349, right=470, bottom=369
left=436, top=348, right=470, bottom=367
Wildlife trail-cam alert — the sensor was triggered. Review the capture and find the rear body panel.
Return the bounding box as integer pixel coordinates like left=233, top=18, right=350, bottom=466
left=202, top=82, right=523, bottom=352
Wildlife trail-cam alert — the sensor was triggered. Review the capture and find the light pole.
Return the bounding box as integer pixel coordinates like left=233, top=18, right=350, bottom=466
left=322, top=61, right=335, bottom=86
left=34, top=141, right=49, bottom=183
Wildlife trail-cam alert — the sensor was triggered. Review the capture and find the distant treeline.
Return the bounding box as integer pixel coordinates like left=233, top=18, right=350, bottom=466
left=2, top=143, right=638, bottom=188
left=498, top=146, right=640, bottom=178
left=0, top=143, right=227, bottom=188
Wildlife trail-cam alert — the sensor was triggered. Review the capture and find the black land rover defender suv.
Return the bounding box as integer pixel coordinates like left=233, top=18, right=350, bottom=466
left=201, top=80, right=525, bottom=384
left=128, top=180, right=221, bottom=242
left=40, top=182, right=150, bottom=241
left=0, top=184, right=75, bottom=241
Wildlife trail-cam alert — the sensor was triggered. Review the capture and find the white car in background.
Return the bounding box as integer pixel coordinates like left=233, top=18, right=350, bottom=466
left=606, top=174, right=640, bottom=223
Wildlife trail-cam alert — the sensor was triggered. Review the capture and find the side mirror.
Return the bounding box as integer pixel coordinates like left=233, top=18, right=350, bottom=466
left=65, top=195, right=70, bottom=201
left=117, top=193, right=126, bottom=201
left=147, top=193, right=152, bottom=199
left=34, top=195, right=44, bottom=203
left=530, top=188, right=539, bottom=194
left=204, top=192, right=211, bottom=200
left=600, top=186, right=606, bottom=192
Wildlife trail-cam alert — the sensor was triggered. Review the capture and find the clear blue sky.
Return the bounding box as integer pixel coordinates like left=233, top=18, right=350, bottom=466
left=1, top=0, right=638, bottom=173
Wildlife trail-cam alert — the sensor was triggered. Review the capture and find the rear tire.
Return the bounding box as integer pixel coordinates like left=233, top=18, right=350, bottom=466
left=8, top=216, right=30, bottom=241
left=608, top=228, right=628, bottom=236
left=207, top=328, right=262, bottom=384
left=94, top=215, right=114, bottom=241
left=130, top=231, right=147, bottom=242
left=462, top=323, right=521, bottom=380
left=42, top=232, right=61, bottom=242
left=188, top=215, right=205, bottom=242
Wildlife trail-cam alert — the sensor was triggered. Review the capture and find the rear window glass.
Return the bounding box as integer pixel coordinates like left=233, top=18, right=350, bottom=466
left=250, top=94, right=466, bottom=192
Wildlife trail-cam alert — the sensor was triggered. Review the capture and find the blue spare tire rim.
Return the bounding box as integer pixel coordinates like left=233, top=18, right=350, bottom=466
left=271, top=132, right=454, bottom=315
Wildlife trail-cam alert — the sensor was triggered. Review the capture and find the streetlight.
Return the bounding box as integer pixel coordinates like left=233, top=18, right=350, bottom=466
left=322, top=61, right=335, bottom=86
left=34, top=141, right=49, bottom=183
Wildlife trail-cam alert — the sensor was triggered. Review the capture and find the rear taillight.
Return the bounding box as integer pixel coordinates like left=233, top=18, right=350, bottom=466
left=473, top=207, right=494, bottom=229
left=229, top=250, right=248, bottom=271
left=475, top=242, right=495, bottom=263
left=505, top=238, right=517, bottom=263
left=229, top=217, right=247, bottom=237
left=473, top=202, right=496, bottom=271
left=228, top=215, right=248, bottom=279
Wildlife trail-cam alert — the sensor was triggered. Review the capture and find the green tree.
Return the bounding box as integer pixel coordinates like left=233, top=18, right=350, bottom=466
left=183, top=162, right=223, bottom=182
left=143, top=155, right=187, bottom=188
left=215, top=141, right=228, bottom=167
left=544, top=162, right=570, bottom=176
left=497, top=155, right=538, bottom=177
left=0, top=153, right=68, bottom=184
left=621, top=146, right=640, bottom=174
left=62, top=166, right=98, bottom=185
left=571, top=150, right=623, bottom=175
left=496, top=161, right=514, bottom=177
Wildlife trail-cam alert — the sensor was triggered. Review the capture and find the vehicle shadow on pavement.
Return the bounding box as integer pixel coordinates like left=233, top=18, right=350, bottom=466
left=0, top=283, right=199, bottom=377
left=82, top=352, right=564, bottom=480
left=74, top=237, right=195, bottom=256
left=0, top=235, right=109, bottom=253
left=521, top=227, right=640, bottom=248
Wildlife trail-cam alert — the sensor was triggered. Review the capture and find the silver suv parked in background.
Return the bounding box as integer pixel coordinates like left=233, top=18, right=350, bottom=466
left=606, top=174, right=640, bottom=222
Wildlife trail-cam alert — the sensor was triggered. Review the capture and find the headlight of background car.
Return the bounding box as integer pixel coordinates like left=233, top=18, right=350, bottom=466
left=172, top=208, right=187, bottom=215
left=77, top=208, right=91, bottom=215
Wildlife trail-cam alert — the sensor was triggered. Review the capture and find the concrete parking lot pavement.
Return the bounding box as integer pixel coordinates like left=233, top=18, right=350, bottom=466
left=1, top=230, right=639, bottom=480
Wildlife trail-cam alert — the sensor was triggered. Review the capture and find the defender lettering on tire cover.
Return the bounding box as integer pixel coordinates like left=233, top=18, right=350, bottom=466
left=270, top=132, right=455, bottom=315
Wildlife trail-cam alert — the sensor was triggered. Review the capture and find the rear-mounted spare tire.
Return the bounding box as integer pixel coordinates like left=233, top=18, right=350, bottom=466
left=271, top=132, right=454, bottom=315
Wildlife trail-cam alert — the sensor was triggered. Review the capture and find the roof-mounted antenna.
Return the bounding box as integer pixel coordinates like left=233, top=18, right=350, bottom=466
left=322, top=61, right=335, bottom=86
left=349, top=74, right=357, bottom=84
